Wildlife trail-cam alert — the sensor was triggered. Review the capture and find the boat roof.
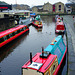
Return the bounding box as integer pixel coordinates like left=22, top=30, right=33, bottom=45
left=30, top=13, right=36, bottom=16
left=0, top=25, right=26, bottom=38
left=22, top=53, right=57, bottom=73
left=56, top=21, right=64, bottom=25
left=44, top=35, right=66, bottom=64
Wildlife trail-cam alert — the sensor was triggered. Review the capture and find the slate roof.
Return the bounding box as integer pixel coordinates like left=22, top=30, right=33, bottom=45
left=33, top=5, right=43, bottom=8
left=65, top=3, right=75, bottom=7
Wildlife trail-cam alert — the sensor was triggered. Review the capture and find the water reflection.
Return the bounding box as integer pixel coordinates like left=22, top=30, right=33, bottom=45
left=34, top=27, right=42, bottom=32
left=41, top=16, right=55, bottom=26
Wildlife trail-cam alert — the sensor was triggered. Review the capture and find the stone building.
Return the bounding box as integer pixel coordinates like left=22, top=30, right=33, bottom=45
left=54, top=2, right=64, bottom=13
left=65, top=3, right=75, bottom=14
left=43, top=2, right=53, bottom=13
left=12, top=4, right=30, bottom=10
left=32, top=5, right=43, bottom=13
left=32, top=2, right=65, bottom=14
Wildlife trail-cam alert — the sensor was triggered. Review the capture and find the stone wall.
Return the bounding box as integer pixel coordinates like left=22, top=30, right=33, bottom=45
left=0, top=18, right=15, bottom=32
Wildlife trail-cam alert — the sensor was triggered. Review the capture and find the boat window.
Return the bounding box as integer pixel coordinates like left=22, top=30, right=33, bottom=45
left=12, top=32, right=15, bottom=36
left=17, top=29, right=21, bottom=33
left=24, top=27, right=26, bottom=30
left=54, top=47, right=62, bottom=59
left=0, top=37, right=4, bottom=43
left=3, top=36, right=7, bottom=41
left=59, top=42, right=65, bottom=51
left=7, top=35, right=10, bottom=39
left=53, top=65, right=55, bottom=70
left=20, top=28, right=23, bottom=31
left=9, top=33, right=12, bottom=38
left=49, top=58, right=58, bottom=75
left=15, top=31, right=17, bottom=34
left=22, top=28, right=24, bottom=31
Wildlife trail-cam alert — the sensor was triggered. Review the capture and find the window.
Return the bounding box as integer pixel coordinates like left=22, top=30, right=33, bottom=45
left=12, top=32, right=15, bottom=36
left=7, top=35, right=10, bottom=39
left=24, top=12, right=28, bottom=16
left=53, top=65, right=55, bottom=70
left=59, top=5, right=61, bottom=11
left=24, top=27, right=26, bottom=30
left=59, top=42, right=65, bottom=51
left=54, top=48, right=62, bottom=59
left=3, top=36, right=7, bottom=41
left=17, top=30, right=21, bottom=33
left=15, top=31, right=17, bottom=34
left=20, top=28, right=24, bottom=31
left=9, top=33, right=12, bottom=38
left=0, top=37, right=4, bottom=43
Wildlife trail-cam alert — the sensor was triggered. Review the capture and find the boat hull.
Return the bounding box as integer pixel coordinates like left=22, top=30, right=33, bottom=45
left=55, top=29, right=65, bottom=34
left=32, top=21, right=43, bottom=28
left=53, top=47, right=67, bottom=75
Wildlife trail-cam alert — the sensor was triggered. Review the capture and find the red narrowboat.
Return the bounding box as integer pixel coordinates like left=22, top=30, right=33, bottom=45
left=0, top=25, right=29, bottom=48
left=55, top=21, right=65, bottom=34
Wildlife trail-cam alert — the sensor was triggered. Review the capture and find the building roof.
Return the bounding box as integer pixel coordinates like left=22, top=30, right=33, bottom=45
left=65, top=3, right=75, bottom=7
left=0, top=1, right=9, bottom=5
left=44, top=2, right=52, bottom=5
left=54, top=2, right=64, bottom=5
left=33, top=5, right=43, bottom=8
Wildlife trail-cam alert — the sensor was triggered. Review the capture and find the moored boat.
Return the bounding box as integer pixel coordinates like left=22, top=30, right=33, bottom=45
left=0, top=25, right=29, bottom=48
left=32, top=15, right=43, bottom=28
left=22, top=35, right=67, bottom=75
left=32, top=20, right=43, bottom=28
left=55, top=24, right=65, bottom=34
left=55, top=17, right=65, bottom=34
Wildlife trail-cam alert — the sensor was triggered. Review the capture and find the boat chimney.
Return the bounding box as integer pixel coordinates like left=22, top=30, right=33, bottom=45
left=30, top=52, right=32, bottom=64
left=42, top=47, right=44, bottom=57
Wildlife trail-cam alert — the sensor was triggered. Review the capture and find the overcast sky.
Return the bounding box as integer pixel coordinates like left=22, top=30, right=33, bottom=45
left=1, top=0, right=68, bottom=7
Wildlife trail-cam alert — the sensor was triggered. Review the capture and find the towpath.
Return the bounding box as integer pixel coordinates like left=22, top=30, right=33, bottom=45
left=63, top=15, right=75, bottom=75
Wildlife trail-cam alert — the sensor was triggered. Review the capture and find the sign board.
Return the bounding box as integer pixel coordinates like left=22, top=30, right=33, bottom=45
left=0, top=5, right=12, bottom=10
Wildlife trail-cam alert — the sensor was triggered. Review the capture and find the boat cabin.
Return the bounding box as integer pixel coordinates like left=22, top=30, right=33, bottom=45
left=22, top=52, right=58, bottom=75
left=55, top=24, right=65, bottom=33
left=35, top=15, right=41, bottom=21
left=44, top=35, right=66, bottom=64
left=34, top=21, right=42, bottom=25
left=0, top=25, right=29, bottom=47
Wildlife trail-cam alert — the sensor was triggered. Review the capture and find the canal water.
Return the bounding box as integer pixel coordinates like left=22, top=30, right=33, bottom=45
left=0, top=16, right=67, bottom=75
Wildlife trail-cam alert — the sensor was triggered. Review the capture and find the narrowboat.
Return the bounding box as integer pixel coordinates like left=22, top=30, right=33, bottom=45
left=0, top=25, right=29, bottom=48
left=55, top=21, right=65, bottom=34
left=22, top=35, right=67, bottom=75
left=32, top=15, right=43, bottom=28
left=32, top=20, right=43, bottom=28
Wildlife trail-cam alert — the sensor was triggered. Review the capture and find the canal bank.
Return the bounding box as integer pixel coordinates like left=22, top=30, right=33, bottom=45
left=63, top=15, right=75, bottom=75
